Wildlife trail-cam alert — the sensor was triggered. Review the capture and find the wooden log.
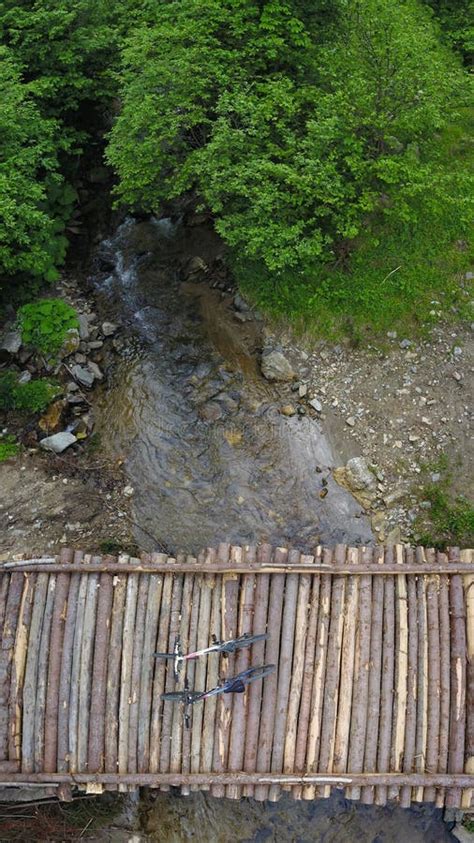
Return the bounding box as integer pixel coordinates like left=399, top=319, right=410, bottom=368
left=462, top=549, right=474, bottom=809
left=436, top=550, right=451, bottom=808
left=376, top=546, right=395, bottom=806
left=293, top=549, right=321, bottom=800
left=181, top=572, right=201, bottom=795
left=424, top=548, right=441, bottom=803
left=77, top=560, right=100, bottom=773
left=34, top=573, right=56, bottom=771
left=400, top=548, right=419, bottom=809
left=44, top=548, right=73, bottom=772
left=21, top=572, right=49, bottom=773
left=414, top=547, right=428, bottom=803
left=0, top=575, right=10, bottom=642
left=211, top=543, right=239, bottom=799
left=190, top=550, right=214, bottom=792
left=254, top=547, right=286, bottom=802
left=318, top=544, right=347, bottom=799
left=302, top=547, right=333, bottom=800
left=137, top=557, right=163, bottom=774
left=170, top=564, right=194, bottom=778
left=388, top=545, right=408, bottom=802
left=104, top=554, right=129, bottom=786
left=361, top=545, right=385, bottom=805
left=68, top=561, right=89, bottom=773
left=0, top=573, right=23, bottom=761
left=446, top=547, right=467, bottom=808
left=9, top=572, right=35, bottom=764
left=159, top=565, right=183, bottom=789
left=88, top=567, right=114, bottom=773
left=149, top=565, right=172, bottom=773
left=1, top=771, right=473, bottom=788
left=227, top=545, right=256, bottom=799
left=283, top=554, right=313, bottom=794
left=268, top=551, right=300, bottom=802
left=118, top=570, right=139, bottom=791
left=57, top=551, right=83, bottom=772
left=333, top=547, right=359, bottom=780
left=346, top=547, right=372, bottom=801
left=127, top=573, right=149, bottom=775
left=198, top=559, right=219, bottom=791
left=242, top=543, right=271, bottom=798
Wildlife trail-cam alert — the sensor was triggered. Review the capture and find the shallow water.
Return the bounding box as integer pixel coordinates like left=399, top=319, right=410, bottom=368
left=94, top=217, right=372, bottom=553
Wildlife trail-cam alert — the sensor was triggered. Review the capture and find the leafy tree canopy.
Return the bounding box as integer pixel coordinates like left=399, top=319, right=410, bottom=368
left=108, top=0, right=469, bottom=271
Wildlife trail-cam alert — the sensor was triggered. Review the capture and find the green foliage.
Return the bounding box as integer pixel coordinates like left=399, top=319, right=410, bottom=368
left=17, top=298, right=78, bottom=355
left=108, top=0, right=469, bottom=277
left=415, top=455, right=474, bottom=549
left=0, top=433, right=19, bottom=461
left=424, top=0, right=473, bottom=61
left=0, top=371, right=61, bottom=413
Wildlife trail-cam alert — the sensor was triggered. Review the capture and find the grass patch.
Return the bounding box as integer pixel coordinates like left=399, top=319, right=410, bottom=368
left=414, top=455, right=474, bottom=549
left=0, top=371, right=61, bottom=414
left=235, top=111, right=474, bottom=342
left=0, top=794, right=126, bottom=842
left=99, top=538, right=139, bottom=557
left=0, top=434, right=19, bottom=461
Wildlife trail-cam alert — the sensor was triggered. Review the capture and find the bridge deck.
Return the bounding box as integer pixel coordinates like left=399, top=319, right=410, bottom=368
left=0, top=544, right=472, bottom=808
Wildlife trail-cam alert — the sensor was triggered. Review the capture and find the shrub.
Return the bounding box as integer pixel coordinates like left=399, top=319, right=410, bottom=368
left=17, top=298, right=78, bottom=355
left=0, top=371, right=61, bottom=413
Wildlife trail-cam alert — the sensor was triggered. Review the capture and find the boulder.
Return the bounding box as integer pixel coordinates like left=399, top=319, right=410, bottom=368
left=71, top=364, right=95, bottom=388
left=0, top=330, right=22, bottom=356
left=333, top=456, right=377, bottom=509
left=261, top=349, right=295, bottom=382
left=39, top=431, right=77, bottom=454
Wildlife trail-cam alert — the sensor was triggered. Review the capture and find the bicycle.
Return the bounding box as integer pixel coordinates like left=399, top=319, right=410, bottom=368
left=161, top=664, right=276, bottom=728
left=154, top=631, right=268, bottom=681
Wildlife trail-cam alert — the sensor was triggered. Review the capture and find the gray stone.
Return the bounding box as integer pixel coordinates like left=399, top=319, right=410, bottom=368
left=88, top=340, right=104, bottom=350
left=101, top=321, right=118, bottom=337
left=234, top=293, right=250, bottom=313
left=309, top=398, right=322, bottom=413
left=399, top=339, right=412, bottom=349
left=77, top=314, right=90, bottom=340
left=39, top=432, right=77, bottom=453
left=198, top=402, right=223, bottom=422
left=464, top=271, right=473, bottom=281
left=453, top=346, right=462, bottom=357
left=261, top=349, right=295, bottom=382
left=346, top=416, right=356, bottom=427
left=18, top=371, right=31, bottom=385
left=387, top=331, right=397, bottom=339
left=87, top=361, right=103, bottom=381
left=1, top=330, right=22, bottom=355
left=298, top=384, right=308, bottom=398
left=345, top=457, right=377, bottom=493
left=71, top=365, right=95, bottom=388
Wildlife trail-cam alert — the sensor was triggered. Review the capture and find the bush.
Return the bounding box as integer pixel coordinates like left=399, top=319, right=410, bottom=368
left=17, top=298, right=78, bottom=355
left=0, top=371, right=61, bottom=413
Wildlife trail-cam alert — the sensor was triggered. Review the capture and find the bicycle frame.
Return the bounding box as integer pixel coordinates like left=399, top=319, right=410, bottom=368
left=155, top=632, right=268, bottom=681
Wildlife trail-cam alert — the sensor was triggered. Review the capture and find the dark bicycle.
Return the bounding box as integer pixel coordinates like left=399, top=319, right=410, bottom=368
left=161, top=664, right=276, bottom=728
left=154, top=632, right=268, bottom=681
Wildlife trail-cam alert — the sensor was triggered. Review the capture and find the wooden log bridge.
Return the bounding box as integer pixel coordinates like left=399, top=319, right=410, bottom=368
left=0, top=544, right=473, bottom=810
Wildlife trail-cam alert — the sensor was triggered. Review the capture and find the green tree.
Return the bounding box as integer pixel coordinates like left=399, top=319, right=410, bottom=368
left=108, top=0, right=467, bottom=271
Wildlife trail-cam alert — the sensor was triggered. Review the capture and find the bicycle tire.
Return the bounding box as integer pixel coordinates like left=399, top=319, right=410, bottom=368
left=160, top=691, right=202, bottom=703
left=237, top=664, right=276, bottom=684
left=232, top=633, right=268, bottom=649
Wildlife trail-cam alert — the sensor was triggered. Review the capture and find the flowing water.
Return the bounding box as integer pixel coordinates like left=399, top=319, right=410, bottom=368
left=93, top=217, right=455, bottom=841
left=94, top=217, right=372, bottom=553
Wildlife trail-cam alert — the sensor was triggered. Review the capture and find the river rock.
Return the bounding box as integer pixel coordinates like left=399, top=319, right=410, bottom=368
left=77, top=314, right=90, bottom=340
left=261, top=349, right=295, bottom=382
left=71, top=364, right=95, bottom=388
left=183, top=256, right=208, bottom=281
left=0, top=329, right=22, bottom=356
left=101, top=321, right=118, bottom=337
left=333, top=456, right=377, bottom=509
left=280, top=404, right=296, bottom=417
left=234, top=293, right=250, bottom=313
left=87, top=361, right=103, bottom=381
left=39, top=431, right=77, bottom=453
left=309, top=398, right=322, bottom=413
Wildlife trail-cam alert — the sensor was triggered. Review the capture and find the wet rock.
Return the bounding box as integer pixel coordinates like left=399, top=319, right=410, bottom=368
left=234, top=293, right=250, bottom=312
left=101, top=321, right=118, bottom=337
left=61, top=328, right=80, bottom=358
left=333, top=456, right=377, bottom=509
left=87, top=361, right=103, bottom=381
left=71, top=365, right=95, bottom=388
left=261, top=349, right=295, bottom=382
left=198, top=402, right=223, bottom=422
left=38, top=400, right=66, bottom=433
left=0, top=329, right=22, bottom=356
left=280, top=404, right=296, bottom=417
left=77, top=314, right=90, bottom=340
left=39, top=431, right=77, bottom=453
left=183, top=256, right=208, bottom=281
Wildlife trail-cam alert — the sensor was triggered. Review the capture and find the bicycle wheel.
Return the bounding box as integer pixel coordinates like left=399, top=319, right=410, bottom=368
left=237, top=664, right=276, bottom=684
left=232, top=633, right=268, bottom=649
